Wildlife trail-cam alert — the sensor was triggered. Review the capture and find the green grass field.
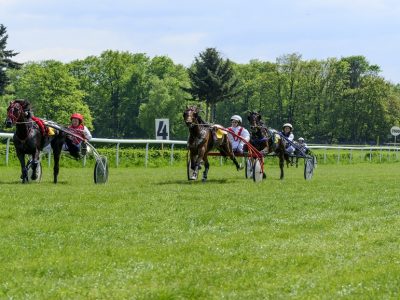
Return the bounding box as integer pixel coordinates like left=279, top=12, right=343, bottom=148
left=0, top=163, right=399, bottom=299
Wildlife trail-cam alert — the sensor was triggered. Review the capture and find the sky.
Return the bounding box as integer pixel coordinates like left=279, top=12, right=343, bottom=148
left=1, top=0, right=400, bottom=83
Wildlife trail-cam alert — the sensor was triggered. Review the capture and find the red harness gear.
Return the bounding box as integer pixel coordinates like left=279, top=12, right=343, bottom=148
left=227, top=126, right=243, bottom=141
left=31, top=116, right=47, bottom=136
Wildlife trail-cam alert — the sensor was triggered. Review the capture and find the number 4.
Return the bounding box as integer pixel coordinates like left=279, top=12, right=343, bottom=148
left=157, top=121, right=168, bottom=140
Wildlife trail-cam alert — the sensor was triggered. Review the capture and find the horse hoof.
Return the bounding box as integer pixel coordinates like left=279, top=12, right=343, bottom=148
left=202, top=178, right=207, bottom=183
left=189, top=176, right=197, bottom=180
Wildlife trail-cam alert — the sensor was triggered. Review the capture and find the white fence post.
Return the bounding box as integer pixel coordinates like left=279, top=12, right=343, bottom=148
left=170, top=144, right=175, bottom=165
left=116, top=143, right=120, bottom=167
left=5, top=137, right=10, bottom=166
left=145, top=143, right=149, bottom=167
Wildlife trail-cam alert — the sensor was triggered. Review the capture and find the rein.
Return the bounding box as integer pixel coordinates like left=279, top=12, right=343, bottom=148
left=15, top=121, right=35, bottom=124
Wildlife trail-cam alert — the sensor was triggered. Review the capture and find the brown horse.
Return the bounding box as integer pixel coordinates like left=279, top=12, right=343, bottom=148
left=247, top=111, right=289, bottom=179
left=5, top=99, right=66, bottom=183
left=183, top=106, right=242, bottom=182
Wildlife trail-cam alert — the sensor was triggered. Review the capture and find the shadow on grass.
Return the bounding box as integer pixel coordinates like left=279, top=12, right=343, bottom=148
left=0, top=180, right=72, bottom=185
left=158, top=178, right=231, bottom=185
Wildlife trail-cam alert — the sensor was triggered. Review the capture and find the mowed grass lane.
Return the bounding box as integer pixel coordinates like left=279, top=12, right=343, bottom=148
left=0, top=163, right=399, bottom=299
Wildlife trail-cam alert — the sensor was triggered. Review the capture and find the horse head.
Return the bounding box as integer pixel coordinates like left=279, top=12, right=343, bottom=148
left=183, top=106, right=200, bottom=128
left=5, top=99, right=31, bottom=128
left=247, top=111, right=263, bottom=132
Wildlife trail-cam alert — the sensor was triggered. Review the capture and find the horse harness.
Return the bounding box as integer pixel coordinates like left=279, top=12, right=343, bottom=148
left=188, top=124, right=209, bottom=148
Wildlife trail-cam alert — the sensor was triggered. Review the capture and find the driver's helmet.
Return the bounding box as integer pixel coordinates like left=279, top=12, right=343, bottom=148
left=230, top=115, right=242, bottom=124
left=282, top=123, right=293, bottom=130
left=298, top=137, right=305, bottom=142
left=70, top=113, right=84, bottom=123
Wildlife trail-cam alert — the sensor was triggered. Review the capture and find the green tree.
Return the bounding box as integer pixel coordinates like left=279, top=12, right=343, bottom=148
left=12, top=60, right=92, bottom=127
left=275, top=53, right=303, bottom=125
left=138, top=57, right=190, bottom=139
left=138, top=76, right=189, bottom=139
left=69, top=51, right=151, bottom=138
left=0, top=24, right=22, bottom=95
left=184, top=48, right=241, bottom=122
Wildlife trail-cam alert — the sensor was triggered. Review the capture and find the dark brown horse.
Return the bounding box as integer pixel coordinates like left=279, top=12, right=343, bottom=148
left=5, top=99, right=66, bottom=183
left=183, top=106, right=242, bottom=182
left=247, top=111, right=289, bottom=179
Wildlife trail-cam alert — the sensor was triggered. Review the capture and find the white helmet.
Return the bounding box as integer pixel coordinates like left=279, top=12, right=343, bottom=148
left=231, top=115, right=242, bottom=123
left=298, top=137, right=304, bottom=142
left=282, top=123, right=293, bottom=130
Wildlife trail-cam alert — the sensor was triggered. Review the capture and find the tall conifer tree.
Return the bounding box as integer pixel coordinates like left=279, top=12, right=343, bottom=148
left=0, top=24, right=22, bottom=95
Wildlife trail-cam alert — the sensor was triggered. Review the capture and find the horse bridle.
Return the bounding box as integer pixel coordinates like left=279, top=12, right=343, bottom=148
left=7, top=102, right=30, bottom=125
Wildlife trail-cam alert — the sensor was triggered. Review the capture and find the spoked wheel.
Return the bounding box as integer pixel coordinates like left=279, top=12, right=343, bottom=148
left=245, top=157, right=253, bottom=179
left=304, top=157, right=315, bottom=180
left=312, top=155, right=318, bottom=169
left=187, top=153, right=197, bottom=181
left=252, top=158, right=264, bottom=182
left=26, top=159, right=42, bottom=183
left=94, top=156, right=109, bottom=184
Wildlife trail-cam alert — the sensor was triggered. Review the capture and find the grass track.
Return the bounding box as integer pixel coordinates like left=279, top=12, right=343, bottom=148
left=0, top=163, right=399, bottom=299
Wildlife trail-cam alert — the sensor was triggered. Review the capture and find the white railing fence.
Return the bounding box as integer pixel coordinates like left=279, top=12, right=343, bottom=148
left=1, top=132, right=399, bottom=167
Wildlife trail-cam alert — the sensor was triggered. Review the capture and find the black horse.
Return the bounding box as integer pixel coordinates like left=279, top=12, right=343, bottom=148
left=5, top=99, right=66, bottom=183
left=183, top=106, right=242, bottom=182
left=247, top=111, right=289, bottom=179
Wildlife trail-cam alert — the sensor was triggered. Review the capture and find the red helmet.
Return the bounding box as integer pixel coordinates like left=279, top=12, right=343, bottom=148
left=70, top=113, right=84, bottom=123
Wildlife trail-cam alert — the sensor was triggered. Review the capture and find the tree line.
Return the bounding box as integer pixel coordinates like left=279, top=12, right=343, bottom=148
left=1, top=24, right=399, bottom=144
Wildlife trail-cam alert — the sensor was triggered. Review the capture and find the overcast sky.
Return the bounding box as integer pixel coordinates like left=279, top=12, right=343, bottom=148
left=1, top=0, right=399, bottom=83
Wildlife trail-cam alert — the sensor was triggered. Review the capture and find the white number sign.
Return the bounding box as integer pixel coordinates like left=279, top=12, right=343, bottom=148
left=155, top=119, right=169, bottom=140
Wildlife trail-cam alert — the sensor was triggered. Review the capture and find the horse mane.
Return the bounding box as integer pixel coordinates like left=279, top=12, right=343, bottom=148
left=196, top=114, right=207, bottom=125
left=187, top=105, right=208, bottom=125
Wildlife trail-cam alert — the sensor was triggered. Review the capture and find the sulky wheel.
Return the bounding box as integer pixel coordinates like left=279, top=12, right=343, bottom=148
left=245, top=157, right=253, bottom=179
left=304, top=158, right=314, bottom=180
left=252, top=158, right=264, bottom=182
left=94, top=156, right=109, bottom=184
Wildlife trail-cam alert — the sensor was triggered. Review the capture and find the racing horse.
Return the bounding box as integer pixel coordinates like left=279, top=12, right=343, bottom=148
left=247, top=111, right=289, bottom=179
left=183, top=106, right=242, bottom=182
left=5, top=99, right=66, bottom=183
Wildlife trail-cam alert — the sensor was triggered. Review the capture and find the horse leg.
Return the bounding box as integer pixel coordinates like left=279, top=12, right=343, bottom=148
left=279, top=155, right=285, bottom=180
left=285, top=153, right=291, bottom=168
left=202, top=157, right=210, bottom=182
left=17, top=152, right=28, bottom=183
left=52, top=146, right=61, bottom=184
left=30, top=150, right=41, bottom=180
left=220, top=139, right=242, bottom=171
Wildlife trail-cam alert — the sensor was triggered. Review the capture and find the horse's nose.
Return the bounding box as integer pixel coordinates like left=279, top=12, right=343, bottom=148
left=5, top=119, right=12, bottom=128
